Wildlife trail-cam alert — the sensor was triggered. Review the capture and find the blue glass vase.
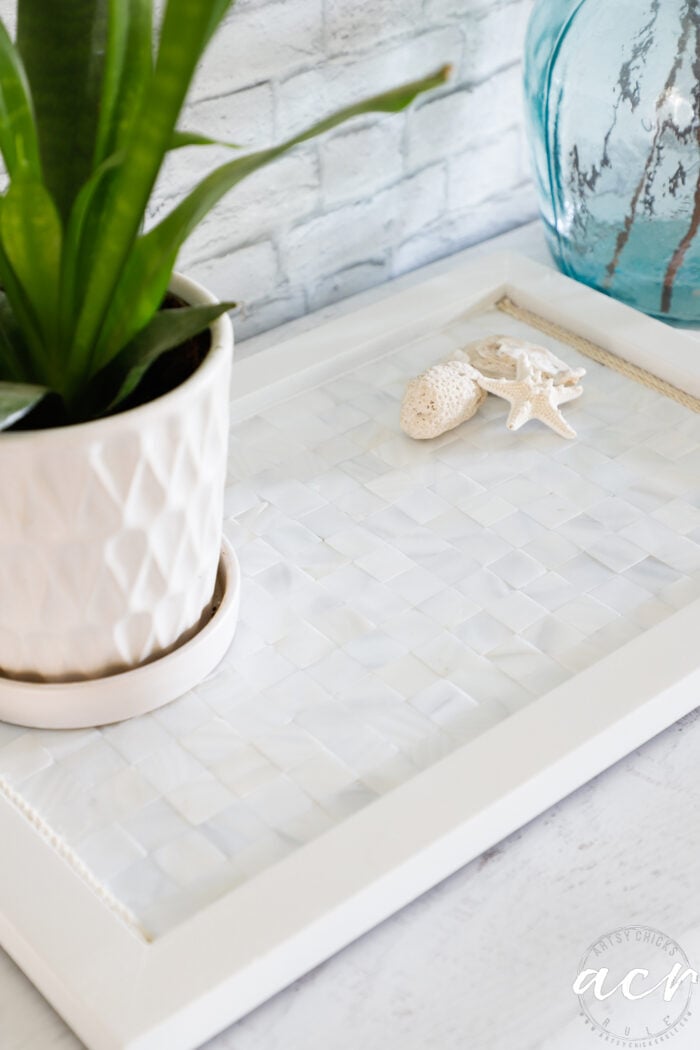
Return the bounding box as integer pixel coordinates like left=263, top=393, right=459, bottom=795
left=524, top=0, right=700, bottom=323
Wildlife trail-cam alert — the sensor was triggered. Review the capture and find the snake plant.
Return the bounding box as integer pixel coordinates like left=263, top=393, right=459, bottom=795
left=0, top=0, right=448, bottom=430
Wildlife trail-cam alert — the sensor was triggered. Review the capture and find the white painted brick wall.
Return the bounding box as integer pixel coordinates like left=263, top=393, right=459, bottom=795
left=177, top=0, right=539, bottom=339
left=320, top=120, right=404, bottom=208
left=0, top=0, right=539, bottom=341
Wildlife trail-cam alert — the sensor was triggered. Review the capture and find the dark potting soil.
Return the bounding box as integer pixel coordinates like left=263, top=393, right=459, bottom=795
left=117, top=293, right=211, bottom=415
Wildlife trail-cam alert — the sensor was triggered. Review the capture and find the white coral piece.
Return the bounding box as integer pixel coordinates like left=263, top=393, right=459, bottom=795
left=400, top=358, right=487, bottom=440
left=459, top=335, right=585, bottom=389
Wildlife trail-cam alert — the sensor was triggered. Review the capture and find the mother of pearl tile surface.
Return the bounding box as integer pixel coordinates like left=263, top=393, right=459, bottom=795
left=1, top=306, right=699, bottom=936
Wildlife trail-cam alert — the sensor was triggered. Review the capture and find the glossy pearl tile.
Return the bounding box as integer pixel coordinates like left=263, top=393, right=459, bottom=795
left=0, top=304, right=697, bottom=938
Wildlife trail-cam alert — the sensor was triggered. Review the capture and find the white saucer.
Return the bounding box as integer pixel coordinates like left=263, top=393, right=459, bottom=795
left=0, top=539, right=241, bottom=730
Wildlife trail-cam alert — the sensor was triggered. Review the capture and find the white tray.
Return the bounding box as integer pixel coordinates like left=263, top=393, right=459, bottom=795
left=1, top=251, right=699, bottom=1050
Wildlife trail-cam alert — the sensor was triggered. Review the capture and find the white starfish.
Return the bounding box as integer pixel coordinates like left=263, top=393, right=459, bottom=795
left=477, top=358, right=583, bottom=439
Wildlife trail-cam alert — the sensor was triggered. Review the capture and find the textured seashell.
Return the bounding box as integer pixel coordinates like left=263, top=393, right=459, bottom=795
left=459, top=335, right=585, bottom=389
left=400, top=358, right=487, bottom=439
left=477, top=356, right=584, bottom=439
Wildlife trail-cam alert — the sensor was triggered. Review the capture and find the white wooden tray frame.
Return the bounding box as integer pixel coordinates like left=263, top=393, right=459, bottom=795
left=1, top=252, right=699, bottom=1050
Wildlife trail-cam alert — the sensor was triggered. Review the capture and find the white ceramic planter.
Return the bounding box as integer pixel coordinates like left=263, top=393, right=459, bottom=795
left=0, top=272, right=233, bottom=683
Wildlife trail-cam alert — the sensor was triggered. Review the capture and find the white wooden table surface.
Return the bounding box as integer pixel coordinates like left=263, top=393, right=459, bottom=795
left=3, top=222, right=700, bottom=1050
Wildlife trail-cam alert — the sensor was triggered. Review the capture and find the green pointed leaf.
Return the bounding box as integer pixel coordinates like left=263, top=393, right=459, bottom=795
left=94, top=0, right=129, bottom=162
left=163, top=64, right=452, bottom=245
left=72, top=0, right=234, bottom=375
left=96, top=64, right=452, bottom=365
left=1, top=181, right=62, bottom=331
left=0, top=20, right=41, bottom=179
left=17, top=0, right=109, bottom=222
left=95, top=0, right=153, bottom=164
left=0, top=289, right=31, bottom=382
left=0, top=381, right=49, bottom=430
left=204, top=0, right=234, bottom=46
left=0, top=180, right=62, bottom=378
left=60, top=152, right=124, bottom=345
left=0, top=229, right=46, bottom=378
left=99, top=299, right=236, bottom=410
left=170, top=129, right=241, bottom=150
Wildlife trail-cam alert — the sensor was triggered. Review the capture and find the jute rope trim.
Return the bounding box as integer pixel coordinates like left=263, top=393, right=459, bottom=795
left=496, top=296, right=700, bottom=415
left=0, top=773, right=151, bottom=942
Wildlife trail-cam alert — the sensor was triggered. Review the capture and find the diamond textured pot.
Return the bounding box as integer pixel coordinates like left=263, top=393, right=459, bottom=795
left=0, top=273, right=233, bottom=683
left=524, top=0, right=700, bottom=322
